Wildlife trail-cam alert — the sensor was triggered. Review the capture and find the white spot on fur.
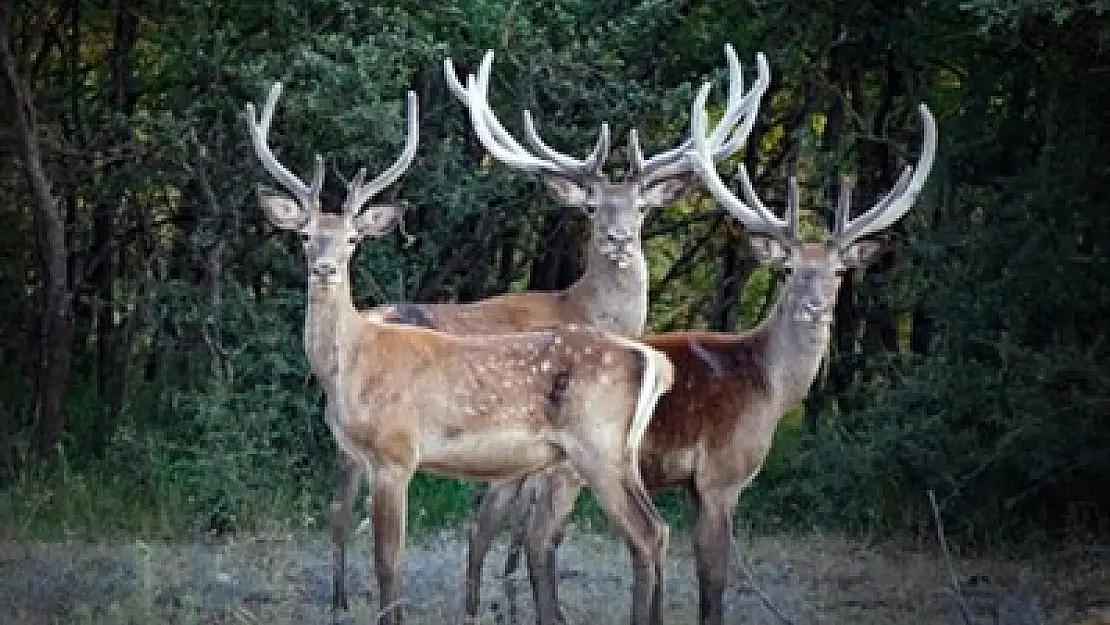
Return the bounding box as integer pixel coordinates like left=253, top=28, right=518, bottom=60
left=540, top=361, right=552, bottom=373
left=602, top=352, right=614, bottom=365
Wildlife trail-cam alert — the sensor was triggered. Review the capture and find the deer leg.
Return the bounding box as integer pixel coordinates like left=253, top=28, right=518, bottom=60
left=522, top=470, right=580, bottom=625
left=464, top=479, right=520, bottom=620
left=570, top=457, right=667, bottom=625
left=372, top=464, right=411, bottom=625
left=692, top=490, right=735, bottom=625
left=329, top=451, right=362, bottom=611
left=628, top=466, right=668, bottom=625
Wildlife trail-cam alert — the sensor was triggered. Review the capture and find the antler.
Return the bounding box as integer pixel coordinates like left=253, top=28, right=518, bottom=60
left=832, top=104, right=937, bottom=246
left=687, top=79, right=794, bottom=240
left=446, top=47, right=770, bottom=187
left=340, top=90, right=420, bottom=217
left=628, top=45, right=772, bottom=184
left=688, top=65, right=935, bottom=246
left=444, top=50, right=611, bottom=182
left=245, top=82, right=325, bottom=211
left=246, top=83, right=420, bottom=220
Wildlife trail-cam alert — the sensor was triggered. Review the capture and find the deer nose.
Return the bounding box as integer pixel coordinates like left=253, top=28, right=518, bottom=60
left=606, top=228, right=631, bottom=245
left=802, top=297, right=829, bottom=318
left=312, top=262, right=338, bottom=278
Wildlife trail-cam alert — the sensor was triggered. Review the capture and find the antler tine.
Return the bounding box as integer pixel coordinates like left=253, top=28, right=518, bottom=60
left=460, top=52, right=559, bottom=173
left=450, top=49, right=612, bottom=180
left=522, top=110, right=611, bottom=177
left=343, top=90, right=421, bottom=216
left=833, top=174, right=855, bottom=238
left=785, top=175, right=801, bottom=241
left=734, top=162, right=786, bottom=229
left=687, top=82, right=788, bottom=236
left=443, top=57, right=467, bottom=101
left=627, top=128, right=692, bottom=180
left=707, top=51, right=771, bottom=160
left=627, top=128, right=647, bottom=178
left=349, top=167, right=369, bottom=193
left=638, top=48, right=769, bottom=186
left=245, top=82, right=325, bottom=208
left=581, top=122, right=612, bottom=176
left=836, top=103, right=937, bottom=245
left=446, top=52, right=534, bottom=157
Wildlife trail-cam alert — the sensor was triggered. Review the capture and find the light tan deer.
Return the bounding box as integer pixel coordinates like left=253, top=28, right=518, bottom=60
left=470, top=82, right=937, bottom=625
left=245, top=83, right=676, bottom=625
left=322, top=46, right=769, bottom=614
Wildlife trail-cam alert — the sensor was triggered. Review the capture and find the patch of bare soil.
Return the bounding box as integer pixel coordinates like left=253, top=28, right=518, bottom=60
left=0, top=528, right=1106, bottom=624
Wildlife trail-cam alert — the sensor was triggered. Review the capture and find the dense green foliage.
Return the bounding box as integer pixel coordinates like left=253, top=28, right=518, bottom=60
left=1, top=0, right=1107, bottom=545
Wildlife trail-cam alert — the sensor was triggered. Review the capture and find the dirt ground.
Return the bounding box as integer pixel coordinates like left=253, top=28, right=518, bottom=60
left=0, top=526, right=1107, bottom=624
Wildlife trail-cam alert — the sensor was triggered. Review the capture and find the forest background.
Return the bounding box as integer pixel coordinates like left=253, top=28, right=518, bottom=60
left=1, top=0, right=1108, bottom=551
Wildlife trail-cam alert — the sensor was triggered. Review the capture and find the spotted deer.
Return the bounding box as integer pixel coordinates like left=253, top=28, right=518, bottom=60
left=246, top=82, right=677, bottom=625
left=471, top=81, right=937, bottom=625
left=321, top=46, right=769, bottom=615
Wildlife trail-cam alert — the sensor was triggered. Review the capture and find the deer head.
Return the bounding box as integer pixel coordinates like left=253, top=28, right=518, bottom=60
left=244, top=83, right=419, bottom=286
left=444, top=47, right=770, bottom=269
left=686, top=81, right=937, bottom=327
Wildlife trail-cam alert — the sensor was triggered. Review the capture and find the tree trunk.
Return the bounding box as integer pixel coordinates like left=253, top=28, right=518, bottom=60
left=2, top=15, right=73, bottom=459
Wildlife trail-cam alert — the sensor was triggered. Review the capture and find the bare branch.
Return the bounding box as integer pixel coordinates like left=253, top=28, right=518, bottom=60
left=927, top=489, right=975, bottom=625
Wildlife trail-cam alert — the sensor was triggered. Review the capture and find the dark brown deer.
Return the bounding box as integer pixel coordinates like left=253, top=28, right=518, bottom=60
left=467, top=81, right=937, bottom=625
left=323, top=46, right=769, bottom=615
left=246, top=82, right=677, bottom=625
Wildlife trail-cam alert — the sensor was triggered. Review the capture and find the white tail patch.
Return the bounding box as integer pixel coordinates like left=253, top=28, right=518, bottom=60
left=626, top=346, right=671, bottom=452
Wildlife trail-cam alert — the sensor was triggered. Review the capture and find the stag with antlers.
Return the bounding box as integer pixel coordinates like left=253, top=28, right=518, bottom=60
left=470, top=79, right=937, bottom=625
left=319, top=46, right=769, bottom=617
left=245, top=82, right=678, bottom=625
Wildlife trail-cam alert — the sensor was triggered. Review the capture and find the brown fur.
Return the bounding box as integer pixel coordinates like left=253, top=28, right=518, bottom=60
left=636, top=332, right=772, bottom=489
left=478, top=234, right=896, bottom=625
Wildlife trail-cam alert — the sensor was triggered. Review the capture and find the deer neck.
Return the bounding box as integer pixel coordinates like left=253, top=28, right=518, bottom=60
left=564, top=244, right=649, bottom=336
left=757, top=297, right=832, bottom=408
left=304, top=279, right=361, bottom=392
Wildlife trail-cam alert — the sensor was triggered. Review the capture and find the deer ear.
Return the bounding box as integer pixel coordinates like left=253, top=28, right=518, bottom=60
left=640, top=174, right=694, bottom=207
left=746, top=232, right=790, bottom=266
left=353, top=203, right=405, bottom=237
left=541, top=173, right=590, bottom=207
left=841, top=237, right=888, bottom=268
left=257, top=185, right=307, bottom=230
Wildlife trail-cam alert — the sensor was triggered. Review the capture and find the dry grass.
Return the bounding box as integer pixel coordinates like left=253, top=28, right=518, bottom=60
left=0, top=527, right=1105, bottom=624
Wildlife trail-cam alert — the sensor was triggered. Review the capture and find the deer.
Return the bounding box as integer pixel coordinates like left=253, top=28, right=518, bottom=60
left=321, top=46, right=770, bottom=616
left=245, top=82, right=678, bottom=625
left=467, top=78, right=937, bottom=625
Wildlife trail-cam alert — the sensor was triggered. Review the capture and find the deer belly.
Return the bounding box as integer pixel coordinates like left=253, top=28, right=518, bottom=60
left=418, top=428, right=560, bottom=480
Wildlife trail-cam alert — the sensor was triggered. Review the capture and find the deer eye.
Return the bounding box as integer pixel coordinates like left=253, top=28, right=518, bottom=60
left=298, top=233, right=311, bottom=242
left=347, top=235, right=360, bottom=245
